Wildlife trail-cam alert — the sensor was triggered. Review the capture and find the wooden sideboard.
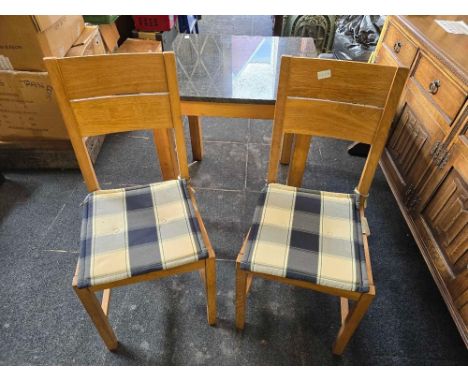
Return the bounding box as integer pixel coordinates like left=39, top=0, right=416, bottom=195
left=374, top=15, right=467, bottom=346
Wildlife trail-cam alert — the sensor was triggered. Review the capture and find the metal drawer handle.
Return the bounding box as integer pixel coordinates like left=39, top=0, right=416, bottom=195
left=429, top=79, right=441, bottom=95
left=393, top=41, right=402, bottom=53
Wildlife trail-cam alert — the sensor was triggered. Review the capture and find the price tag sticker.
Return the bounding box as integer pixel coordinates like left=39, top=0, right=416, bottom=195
left=317, top=69, right=331, bottom=80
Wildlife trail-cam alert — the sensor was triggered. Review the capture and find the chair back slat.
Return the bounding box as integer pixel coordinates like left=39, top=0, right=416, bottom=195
left=286, top=57, right=396, bottom=107
left=70, top=93, right=173, bottom=137
left=57, top=54, right=168, bottom=99
left=283, top=97, right=383, bottom=144
left=44, top=52, right=188, bottom=192
left=268, top=56, right=409, bottom=204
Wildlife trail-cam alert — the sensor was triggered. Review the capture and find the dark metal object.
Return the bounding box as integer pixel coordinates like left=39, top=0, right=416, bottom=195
left=393, top=41, right=402, bottom=53
left=279, top=15, right=336, bottom=53
left=429, top=79, right=441, bottom=95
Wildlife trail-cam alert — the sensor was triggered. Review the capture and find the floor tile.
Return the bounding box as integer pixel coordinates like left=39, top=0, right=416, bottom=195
left=189, top=141, right=247, bottom=190
left=201, top=117, right=249, bottom=143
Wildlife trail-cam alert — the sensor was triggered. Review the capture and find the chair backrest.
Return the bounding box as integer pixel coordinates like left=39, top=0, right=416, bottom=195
left=267, top=56, right=408, bottom=205
left=44, top=52, right=188, bottom=192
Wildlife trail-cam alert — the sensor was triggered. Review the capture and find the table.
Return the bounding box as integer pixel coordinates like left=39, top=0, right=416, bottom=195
left=168, top=34, right=317, bottom=169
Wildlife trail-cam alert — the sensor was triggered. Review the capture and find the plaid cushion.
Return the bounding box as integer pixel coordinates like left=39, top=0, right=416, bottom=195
left=240, top=183, right=369, bottom=292
left=77, top=179, right=208, bottom=288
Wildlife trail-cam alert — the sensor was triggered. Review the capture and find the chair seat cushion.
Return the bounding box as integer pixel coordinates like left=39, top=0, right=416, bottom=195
left=77, top=179, right=208, bottom=288
left=240, top=183, right=369, bottom=292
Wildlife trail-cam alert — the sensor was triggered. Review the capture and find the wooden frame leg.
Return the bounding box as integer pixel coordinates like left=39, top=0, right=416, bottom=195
left=246, top=274, right=253, bottom=296
left=235, top=263, right=248, bottom=330
left=188, top=115, right=203, bottom=161
left=74, top=286, right=118, bottom=351
left=153, top=128, right=177, bottom=180
left=204, top=257, right=217, bottom=325
left=332, top=289, right=375, bottom=355
left=287, top=134, right=311, bottom=187
left=280, top=133, right=294, bottom=164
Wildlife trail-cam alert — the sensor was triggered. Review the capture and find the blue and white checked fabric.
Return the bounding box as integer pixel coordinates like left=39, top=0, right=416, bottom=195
left=240, top=183, right=369, bottom=292
left=77, top=179, right=208, bottom=288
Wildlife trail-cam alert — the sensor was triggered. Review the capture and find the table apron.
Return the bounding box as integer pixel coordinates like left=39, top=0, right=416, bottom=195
left=180, top=101, right=275, bottom=120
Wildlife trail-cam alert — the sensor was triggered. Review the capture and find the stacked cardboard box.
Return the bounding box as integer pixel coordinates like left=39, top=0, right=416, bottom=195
left=66, top=25, right=105, bottom=57
left=0, top=16, right=84, bottom=71
left=116, top=38, right=162, bottom=53
left=99, top=23, right=120, bottom=53
left=0, top=16, right=84, bottom=141
left=0, top=16, right=107, bottom=168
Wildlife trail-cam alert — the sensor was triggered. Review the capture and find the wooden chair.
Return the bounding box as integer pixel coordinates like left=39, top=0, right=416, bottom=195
left=44, top=52, right=216, bottom=351
left=235, top=56, right=408, bottom=355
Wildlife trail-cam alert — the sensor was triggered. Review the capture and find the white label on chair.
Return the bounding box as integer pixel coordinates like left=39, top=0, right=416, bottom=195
left=317, top=69, right=331, bottom=80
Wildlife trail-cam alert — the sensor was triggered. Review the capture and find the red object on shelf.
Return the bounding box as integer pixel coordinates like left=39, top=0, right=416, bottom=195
left=133, top=15, right=176, bottom=32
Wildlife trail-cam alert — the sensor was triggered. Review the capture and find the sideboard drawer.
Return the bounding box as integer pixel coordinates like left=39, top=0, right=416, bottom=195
left=382, top=23, right=418, bottom=67
left=374, top=44, right=399, bottom=67
left=412, top=55, right=466, bottom=124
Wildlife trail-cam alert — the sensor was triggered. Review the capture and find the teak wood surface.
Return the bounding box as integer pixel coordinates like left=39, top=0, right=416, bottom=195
left=235, top=56, right=408, bottom=355
left=44, top=52, right=217, bottom=350
left=376, top=15, right=468, bottom=346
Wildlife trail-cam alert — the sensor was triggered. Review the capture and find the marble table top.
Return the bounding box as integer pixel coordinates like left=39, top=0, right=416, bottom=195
left=168, top=34, right=317, bottom=104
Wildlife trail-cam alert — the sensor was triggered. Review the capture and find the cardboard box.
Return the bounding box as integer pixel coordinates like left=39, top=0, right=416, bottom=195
left=116, top=38, right=162, bottom=53
left=0, top=15, right=84, bottom=71
left=66, top=25, right=105, bottom=57
left=0, top=70, right=68, bottom=140
left=99, top=23, right=120, bottom=53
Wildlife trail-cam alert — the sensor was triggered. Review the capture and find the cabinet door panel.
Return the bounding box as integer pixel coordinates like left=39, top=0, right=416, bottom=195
left=420, top=137, right=468, bottom=302
left=386, top=81, right=447, bottom=204
left=388, top=106, right=428, bottom=182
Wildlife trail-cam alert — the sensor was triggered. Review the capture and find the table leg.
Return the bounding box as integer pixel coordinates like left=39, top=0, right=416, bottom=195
left=280, top=133, right=294, bottom=164
left=188, top=116, right=203, bottom=161
left=287, top=134, right=311, bottom=187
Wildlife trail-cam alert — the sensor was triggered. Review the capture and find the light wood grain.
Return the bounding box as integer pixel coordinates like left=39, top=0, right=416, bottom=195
left=283, top=97, right=383, bottom=144
left=267, top=55, right=291, bottom=183
left=287, top=134, right=311, bottom=187
left=70, top=94, right=173, bottom=137
left=51, top=53, right=168, bottom=99
left=44, top=58, right=100, bottom=191
left=153, top=128, right=178, bottom=180
left=280, top=133, right=293, bottom=164
left=238, top=56, right=408, bottom=355
left=286, top=56, right=398, bottom=107
left=180, top=100, right=275, bottom=119
left=47, top=52, right=217, bottom=350
left=101, top=289, right=111, bottom=316
left=188, top=116, right=203, bottom=161
left=164, top=52, right=190, bottom=179
left=73, top=286, right=118, bottom=351
left=356, top=66, right=410, bottom=200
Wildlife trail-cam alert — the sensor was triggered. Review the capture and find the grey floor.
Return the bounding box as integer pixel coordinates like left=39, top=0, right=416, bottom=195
left=1, top=16, right=467, bottom=366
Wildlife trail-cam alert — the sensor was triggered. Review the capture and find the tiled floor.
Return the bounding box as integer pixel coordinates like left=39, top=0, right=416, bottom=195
left=0, top=16, right=467, bottom=365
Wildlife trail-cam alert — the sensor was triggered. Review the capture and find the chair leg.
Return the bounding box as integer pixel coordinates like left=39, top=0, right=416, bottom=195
left=204, top=258, right=217, bottom=326
left=332, top=290, right=375, bottom=355
left=246, top=274, right=253, bottom=296
left=74, top=286, right=118, bottom=351
left=235, top=263, right=248, bottom=330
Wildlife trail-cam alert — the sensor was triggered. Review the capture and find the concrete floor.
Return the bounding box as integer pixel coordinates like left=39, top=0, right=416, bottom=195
left=0, top=16, right=467, bottom=365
